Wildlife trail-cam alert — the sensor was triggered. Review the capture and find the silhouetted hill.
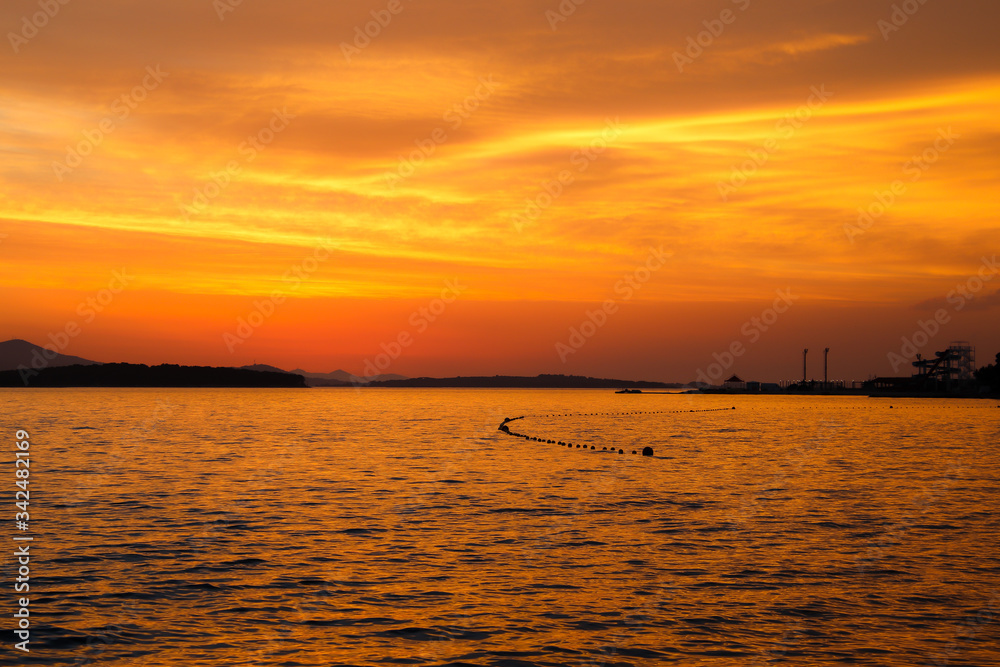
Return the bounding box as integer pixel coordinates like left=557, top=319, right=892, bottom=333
left=290, top=368, right=355, bottom=382
left=241, top=365, right=408, bottom=386
left=366, top=374, right=682, bottom=389
left=0, top=363, right=308, bottom=388
left=0, top=339, right=100, bottom=372
left=290, top=368, right=409, bottom=383
left=239, top=364, right=349, bottom=386
left=241, top=364, right=293, bottom=375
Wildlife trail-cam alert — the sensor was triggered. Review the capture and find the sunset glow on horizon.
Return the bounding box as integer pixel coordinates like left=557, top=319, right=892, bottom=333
left=2, top=0, right=998, bottom=382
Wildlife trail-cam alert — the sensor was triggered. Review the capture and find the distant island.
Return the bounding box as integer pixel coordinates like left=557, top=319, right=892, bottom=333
left=0, top=362, right=307, bottom=388
left=240, top=365, right=681, bottom=389
left=235, top=366, right=682, bottom=389
left=364, top=375, right=684, bottom=389
left=239, top=363, right=407, bottom=386
left=0, top=340, right=677, bottom=389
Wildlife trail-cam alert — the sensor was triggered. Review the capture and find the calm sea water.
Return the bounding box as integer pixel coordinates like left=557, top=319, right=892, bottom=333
left=2, top=388, right=999, bottom=666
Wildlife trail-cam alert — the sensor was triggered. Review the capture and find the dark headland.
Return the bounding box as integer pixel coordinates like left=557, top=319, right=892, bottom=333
left=0, top=339, right=308, bottom=387
left=0, top=362, right=308, bottom=388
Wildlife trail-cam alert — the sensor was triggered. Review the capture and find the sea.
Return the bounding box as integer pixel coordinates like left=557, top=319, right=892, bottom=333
left=2, top=388, right=999, bottom=666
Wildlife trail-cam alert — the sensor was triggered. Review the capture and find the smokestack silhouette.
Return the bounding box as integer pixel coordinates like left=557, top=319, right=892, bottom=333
left=803, top=348, right=808, bottom=383
left=824, top=348, right=830, bottom=388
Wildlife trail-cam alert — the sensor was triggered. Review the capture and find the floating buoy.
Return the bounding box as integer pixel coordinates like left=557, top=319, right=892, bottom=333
left=618, top=449, right=624, bottom=454
left=642, top=446, right=654, bottom=457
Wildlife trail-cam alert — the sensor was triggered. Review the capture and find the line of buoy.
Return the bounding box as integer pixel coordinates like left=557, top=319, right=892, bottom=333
left=501, top=399, right=1000, bottom=458
left=500, top=421, right=644, bottom=454
left=527, top=406, right=737, bottom=420
left=496, top=407, right=739, bottom=456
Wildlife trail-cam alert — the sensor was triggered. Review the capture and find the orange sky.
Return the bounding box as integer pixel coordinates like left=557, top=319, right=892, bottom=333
left=1, top=0, right=998, bottom=382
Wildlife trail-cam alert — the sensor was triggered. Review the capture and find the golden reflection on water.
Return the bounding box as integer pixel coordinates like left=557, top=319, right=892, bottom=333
left=1, top=389, right=999, bottom=666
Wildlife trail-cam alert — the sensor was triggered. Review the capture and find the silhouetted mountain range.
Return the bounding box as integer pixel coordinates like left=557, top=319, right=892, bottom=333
left=366, top=375, right=683, bottom=389
left=240, top=364, right=407, bottom=386
left=294, top=368, right=409, bottom=384
left=0, top=339, right=678, bottom=388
